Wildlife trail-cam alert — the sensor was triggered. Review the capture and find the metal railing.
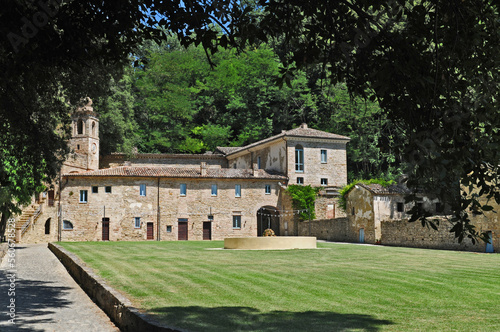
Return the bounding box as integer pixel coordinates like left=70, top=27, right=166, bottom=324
left=21, top=204, right=42, bottom=236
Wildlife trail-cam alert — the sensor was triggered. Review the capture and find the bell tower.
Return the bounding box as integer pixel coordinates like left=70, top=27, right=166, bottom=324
left=69, top=97, right=100, bottom=171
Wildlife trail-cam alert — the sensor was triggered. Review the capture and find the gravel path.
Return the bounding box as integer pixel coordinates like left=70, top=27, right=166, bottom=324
left=0, top=243, right=119, bottom=332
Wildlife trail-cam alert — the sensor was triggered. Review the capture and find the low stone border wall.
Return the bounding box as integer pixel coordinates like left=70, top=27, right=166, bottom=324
left=48, top=243, right=179, bottom=332
left=224, top=236, right=317, bottom=249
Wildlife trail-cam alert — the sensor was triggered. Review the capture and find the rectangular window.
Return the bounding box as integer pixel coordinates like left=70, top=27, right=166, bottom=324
left=321, top=150, right=327, bottom=163
left=295, top=146, right=304, bottom=172
left=257, top=156, right=261, bottom=169
left=92, top=186, right=98, bottom=194
left=180, top=183, right=187, bottom=196
left=321, top=178, right=328, bottom=186
left=235, top=184, right=241, bottom=197
left=397, top=202, right=404, bottom=212
left=140, top=184, right=146, bottom=196
left=166, top=225, right=172, bottom=233
left=297, top=177, right=304, bottom=184
left=233, top=215, right=241, bottom=229
left=134, top=217, right=141, bottom=228
left=105, top=186, right=112, bottom=193
left=79, top=190, right=88, bottom=203
left=265, top=184, right=271, bottom=194
left=211, top=184, right=218, bottom=196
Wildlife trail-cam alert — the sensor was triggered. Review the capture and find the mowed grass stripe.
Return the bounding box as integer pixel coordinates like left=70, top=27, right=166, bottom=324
left=59, top=241, right=500, bottom=332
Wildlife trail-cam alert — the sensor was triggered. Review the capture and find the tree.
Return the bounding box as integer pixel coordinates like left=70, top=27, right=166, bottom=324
left=95, top=69, right=139, bottom=156
left=1, top=0, right=498, bottom=243
left=197, top=0, right=499, bottom=242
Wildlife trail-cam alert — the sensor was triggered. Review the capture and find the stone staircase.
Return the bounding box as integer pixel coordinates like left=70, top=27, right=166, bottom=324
left=15, top=201, right=44, bottom=242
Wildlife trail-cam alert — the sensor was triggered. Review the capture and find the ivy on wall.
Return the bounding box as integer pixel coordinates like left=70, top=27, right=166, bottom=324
left=286, top=185, right=321, bottom=221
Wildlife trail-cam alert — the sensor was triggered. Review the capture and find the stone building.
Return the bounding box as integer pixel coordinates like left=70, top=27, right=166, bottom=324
left=15, top=99, right=350, bottom=243
left=343, top=183, right=497, bottom=253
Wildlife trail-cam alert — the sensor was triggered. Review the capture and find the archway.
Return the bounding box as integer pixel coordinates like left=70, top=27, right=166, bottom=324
left=257, top=206, right=280, bottom=236
left=45, top=218, right=51, bottom=235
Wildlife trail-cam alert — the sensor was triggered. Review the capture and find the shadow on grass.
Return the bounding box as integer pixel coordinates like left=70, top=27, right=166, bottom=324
left=151, top=306, right=393, bottom=332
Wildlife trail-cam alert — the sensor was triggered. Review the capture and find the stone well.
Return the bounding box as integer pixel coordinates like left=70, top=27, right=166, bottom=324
left=224, top=236, right=317, bottom=250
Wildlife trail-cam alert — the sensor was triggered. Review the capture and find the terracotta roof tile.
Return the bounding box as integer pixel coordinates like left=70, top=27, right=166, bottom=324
left=63, top=166, right=287, bottom=180
left=217, top=124, right=350, bottom=156
left=359, top=183, right=412, bottom=195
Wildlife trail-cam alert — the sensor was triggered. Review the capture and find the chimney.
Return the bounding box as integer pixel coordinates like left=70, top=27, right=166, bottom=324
left=253, top=163, right=259, bottom=177
left=200, top=162, right=207, bottom=176
left=300, top=123, right=308, bottom=128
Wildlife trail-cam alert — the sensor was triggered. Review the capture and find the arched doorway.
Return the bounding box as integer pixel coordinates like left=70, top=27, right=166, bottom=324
left=45, top=218, right=51, bottom=235
left=257, top=206, right=280, bottom=236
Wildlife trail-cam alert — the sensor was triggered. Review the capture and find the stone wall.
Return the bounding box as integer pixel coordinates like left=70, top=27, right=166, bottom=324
left=286, top=139, right=348, bottom=187
left=315, top=195, right=345, bottom=220
left=297, top=218, right=349, bottom=242
left=346, top=186, right=376, bottom=243
left=20, top=205, right=59, bottom=244
left=49, top=243, right=178, bottom=332
left=61, top=152, right=90, bottom=173
left=380, top=218, right=489, bottom=252
left=227, top=140, right=287, bottom=173
left=60, top=176, right=282, bottom=242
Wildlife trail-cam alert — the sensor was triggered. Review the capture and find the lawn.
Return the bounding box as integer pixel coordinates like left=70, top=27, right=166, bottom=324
left=58, top=241, right=500, bottom=332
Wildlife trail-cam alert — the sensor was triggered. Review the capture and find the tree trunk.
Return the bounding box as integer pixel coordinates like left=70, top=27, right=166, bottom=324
left=0, top=211, right=10, bottom=241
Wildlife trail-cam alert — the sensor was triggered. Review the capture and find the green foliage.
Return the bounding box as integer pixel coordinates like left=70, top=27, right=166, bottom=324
left=133, top=44, right=209, bottom=153
left=95, top=69, right=139, bottom=156
left=286, top=184, right=321, bottom=221
left=338, top=179, right=396, bottom=212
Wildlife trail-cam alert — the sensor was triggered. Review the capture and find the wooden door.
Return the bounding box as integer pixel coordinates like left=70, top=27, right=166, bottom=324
left=102, top=218, right=109, bottom=241
left=203, top=222, right=211, bottom=240
left=359, top=228, right=365, bottom=243
left=486, top=231, right=494, bottom=253
left=178, top=222, right=188, bottom=241
left=147, top=222, right=154, bottom=240
left=48, top=190, right=55, bottom=207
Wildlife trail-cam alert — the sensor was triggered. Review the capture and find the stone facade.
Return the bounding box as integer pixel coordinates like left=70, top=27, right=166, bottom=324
left=344, top=183, right=496, bottom=252
left=61, top=97, right=100, bottom=174
left=12, top=118, right=350, bottom=243
left=60, top=176, right=284, bottom=241
left=286, top=139, right=347, bottom=187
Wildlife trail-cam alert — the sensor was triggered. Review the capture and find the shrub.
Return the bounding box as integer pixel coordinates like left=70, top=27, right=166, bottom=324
left=263, top=228, right=276, bottom=237
left=286, top=184, right=321, bottom=221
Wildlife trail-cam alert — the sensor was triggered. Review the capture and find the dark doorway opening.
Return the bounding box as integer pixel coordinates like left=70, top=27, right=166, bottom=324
left=257, top=206, right=280, bottom=236
left=44, top=218, right=51, bottom=235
